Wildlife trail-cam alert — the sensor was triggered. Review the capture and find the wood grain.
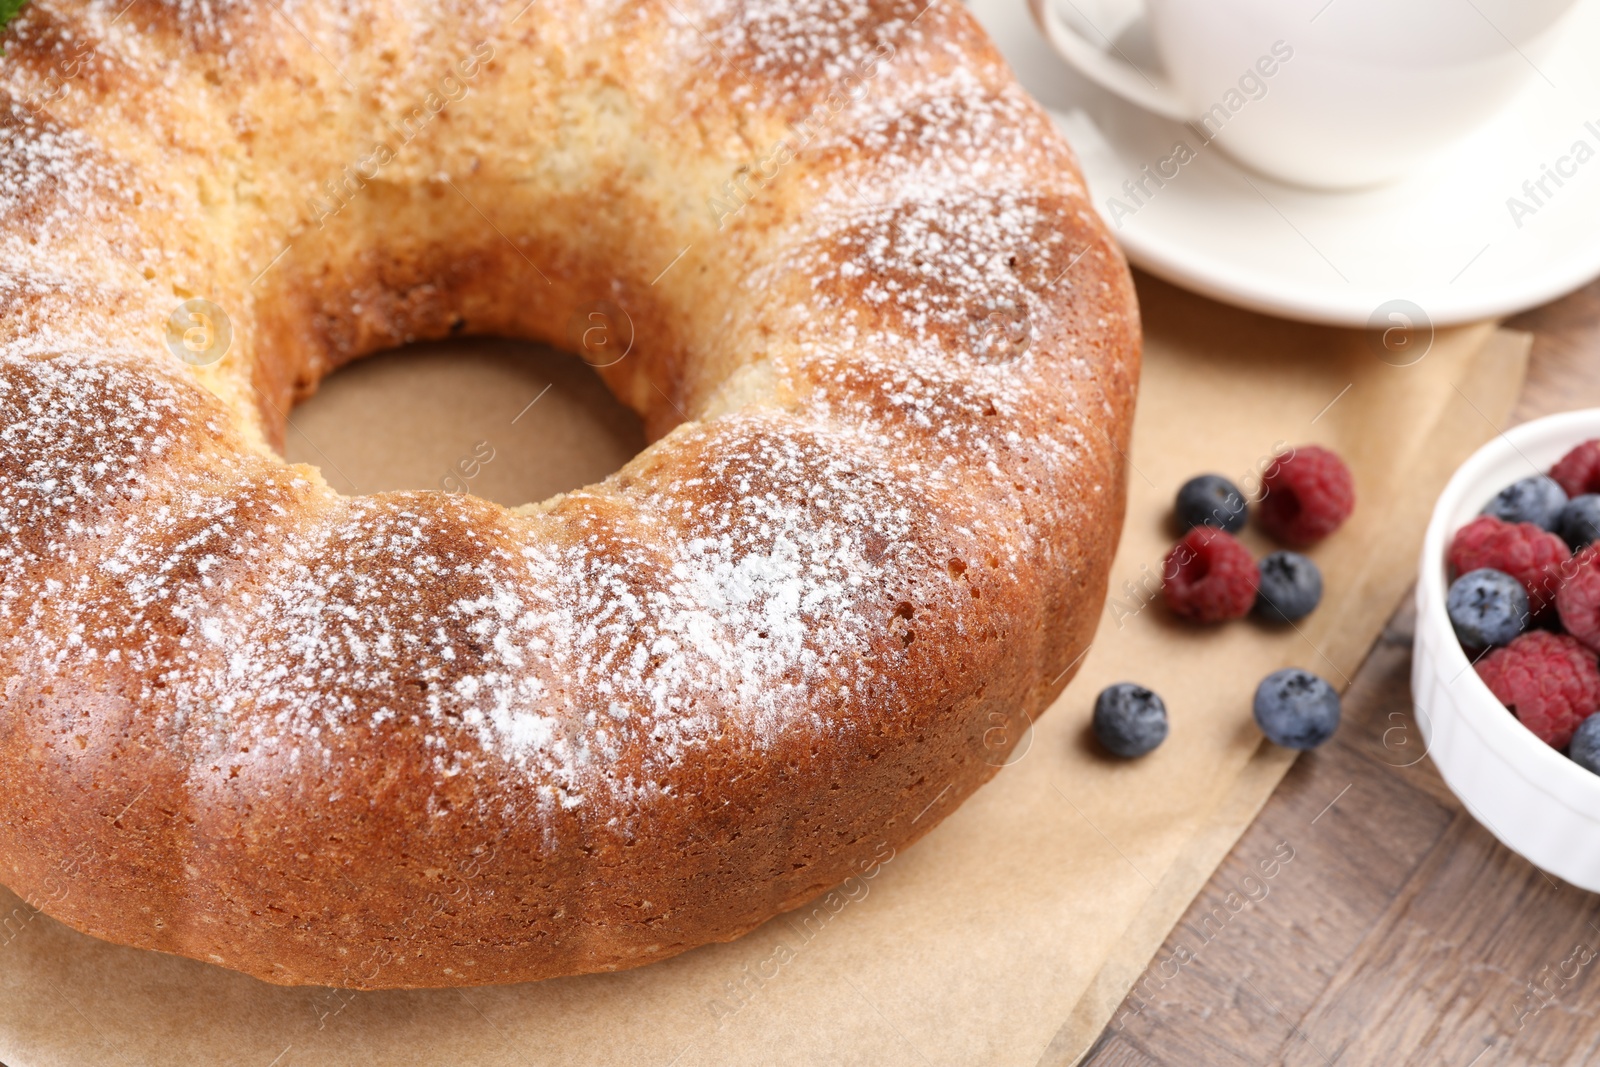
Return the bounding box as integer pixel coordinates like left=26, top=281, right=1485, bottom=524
left=1082, top=279, right=1600, bottom=1067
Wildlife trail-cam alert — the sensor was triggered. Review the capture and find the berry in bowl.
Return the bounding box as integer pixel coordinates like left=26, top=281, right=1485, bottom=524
left=1415, top=410, right=1600, bottom=889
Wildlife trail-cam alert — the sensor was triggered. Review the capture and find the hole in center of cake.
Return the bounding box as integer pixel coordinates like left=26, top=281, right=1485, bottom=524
left=283, top=337, right=647, bottom=506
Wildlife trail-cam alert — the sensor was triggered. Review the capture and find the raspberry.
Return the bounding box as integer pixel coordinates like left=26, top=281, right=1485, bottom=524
left=1257, top=446, right=1354, bottom=546
left=1475, top=631, right=1600, bottom=749
left=1556, top=544, right=1600, bottom=652
left=1162, top=527, right=1259, bottom=622
left=1550, top=439, right=1600, bottom=498
left=1447, top=515, right=1570, bottom=614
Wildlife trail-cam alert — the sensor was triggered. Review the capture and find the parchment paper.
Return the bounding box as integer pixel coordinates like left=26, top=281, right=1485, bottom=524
left=0, top=274, right=1530, bottom=1067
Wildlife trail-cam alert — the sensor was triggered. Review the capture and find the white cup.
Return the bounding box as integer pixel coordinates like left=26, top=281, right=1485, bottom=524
left=1028, top=0, right=1584, bottom=188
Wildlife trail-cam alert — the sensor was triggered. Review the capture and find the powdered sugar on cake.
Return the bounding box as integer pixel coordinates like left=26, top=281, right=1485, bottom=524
left=0, top=0, right=1117, bottom=826
left=0, top=345, right=933, bottom=816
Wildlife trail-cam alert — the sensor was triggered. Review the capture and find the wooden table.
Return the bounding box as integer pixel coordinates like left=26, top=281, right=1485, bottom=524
left=1083, top=280, right=1600, bottom=1067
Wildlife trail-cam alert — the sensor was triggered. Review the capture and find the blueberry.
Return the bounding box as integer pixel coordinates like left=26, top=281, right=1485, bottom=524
left=1253, top=668, right=1340, bottom=750
left=1481, top=475, right=1567, bottom=531
left=1254, top=551, right=1323, bottom=623
left=1093, top=683, right=1169, bottom=758
left=1446, top=568, right=1528, bottom=648
left=1570, top=715, right=1600, bottom=775
left=1176, top=474, right=1248, bottom=534
left=1558, top=494, right=1600, bottom=550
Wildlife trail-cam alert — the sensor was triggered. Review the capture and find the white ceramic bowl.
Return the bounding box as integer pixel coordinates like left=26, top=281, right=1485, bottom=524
left=1414, top=409, right=1600, bottom=890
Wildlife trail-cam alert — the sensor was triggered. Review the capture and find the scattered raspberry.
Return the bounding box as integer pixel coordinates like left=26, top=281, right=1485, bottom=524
left=1162, top=527, right=1259, bottom=622
left=1448, top=515, right=1570, bottom=614
left=1257, top=446, right=1354, bottom=546
left=1550, top=439, right=1600, bottom=498
left=1557, top=544, right=1600, bottom=652
left=1475, top=631, right=1600, bottom=749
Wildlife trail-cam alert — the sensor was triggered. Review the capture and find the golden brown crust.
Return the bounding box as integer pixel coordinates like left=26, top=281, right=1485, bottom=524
left=0, top=0, right=1140, bottom=987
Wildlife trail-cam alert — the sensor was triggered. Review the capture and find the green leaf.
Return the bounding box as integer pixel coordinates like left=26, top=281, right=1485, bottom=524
left=0, top=0, right=26, bottom=53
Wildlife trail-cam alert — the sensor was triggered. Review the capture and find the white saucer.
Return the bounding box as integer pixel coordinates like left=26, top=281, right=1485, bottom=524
left=968, top=0, right=1600, bottom=327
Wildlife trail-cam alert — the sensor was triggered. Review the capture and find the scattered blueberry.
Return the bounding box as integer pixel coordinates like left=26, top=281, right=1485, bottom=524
left=1175, top=474, right=1248, bottom=534
left=1093, top=683, right=1169, bottom=758
left=1570, top=714, right=1600, bottom=776
left=1446, top=568, right=1529, bottom=648
left=1253, top=668, right=1341, bottom=750
left=1558, top=494, right=1600, bottom=550
left=1254, top=551, right=1323, bottom=623
left=1481, top=474, right=1567, bottom=531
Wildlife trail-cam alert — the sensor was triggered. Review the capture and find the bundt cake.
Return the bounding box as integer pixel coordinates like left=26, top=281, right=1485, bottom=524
left=0, top=0, right=1139, bottom=987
